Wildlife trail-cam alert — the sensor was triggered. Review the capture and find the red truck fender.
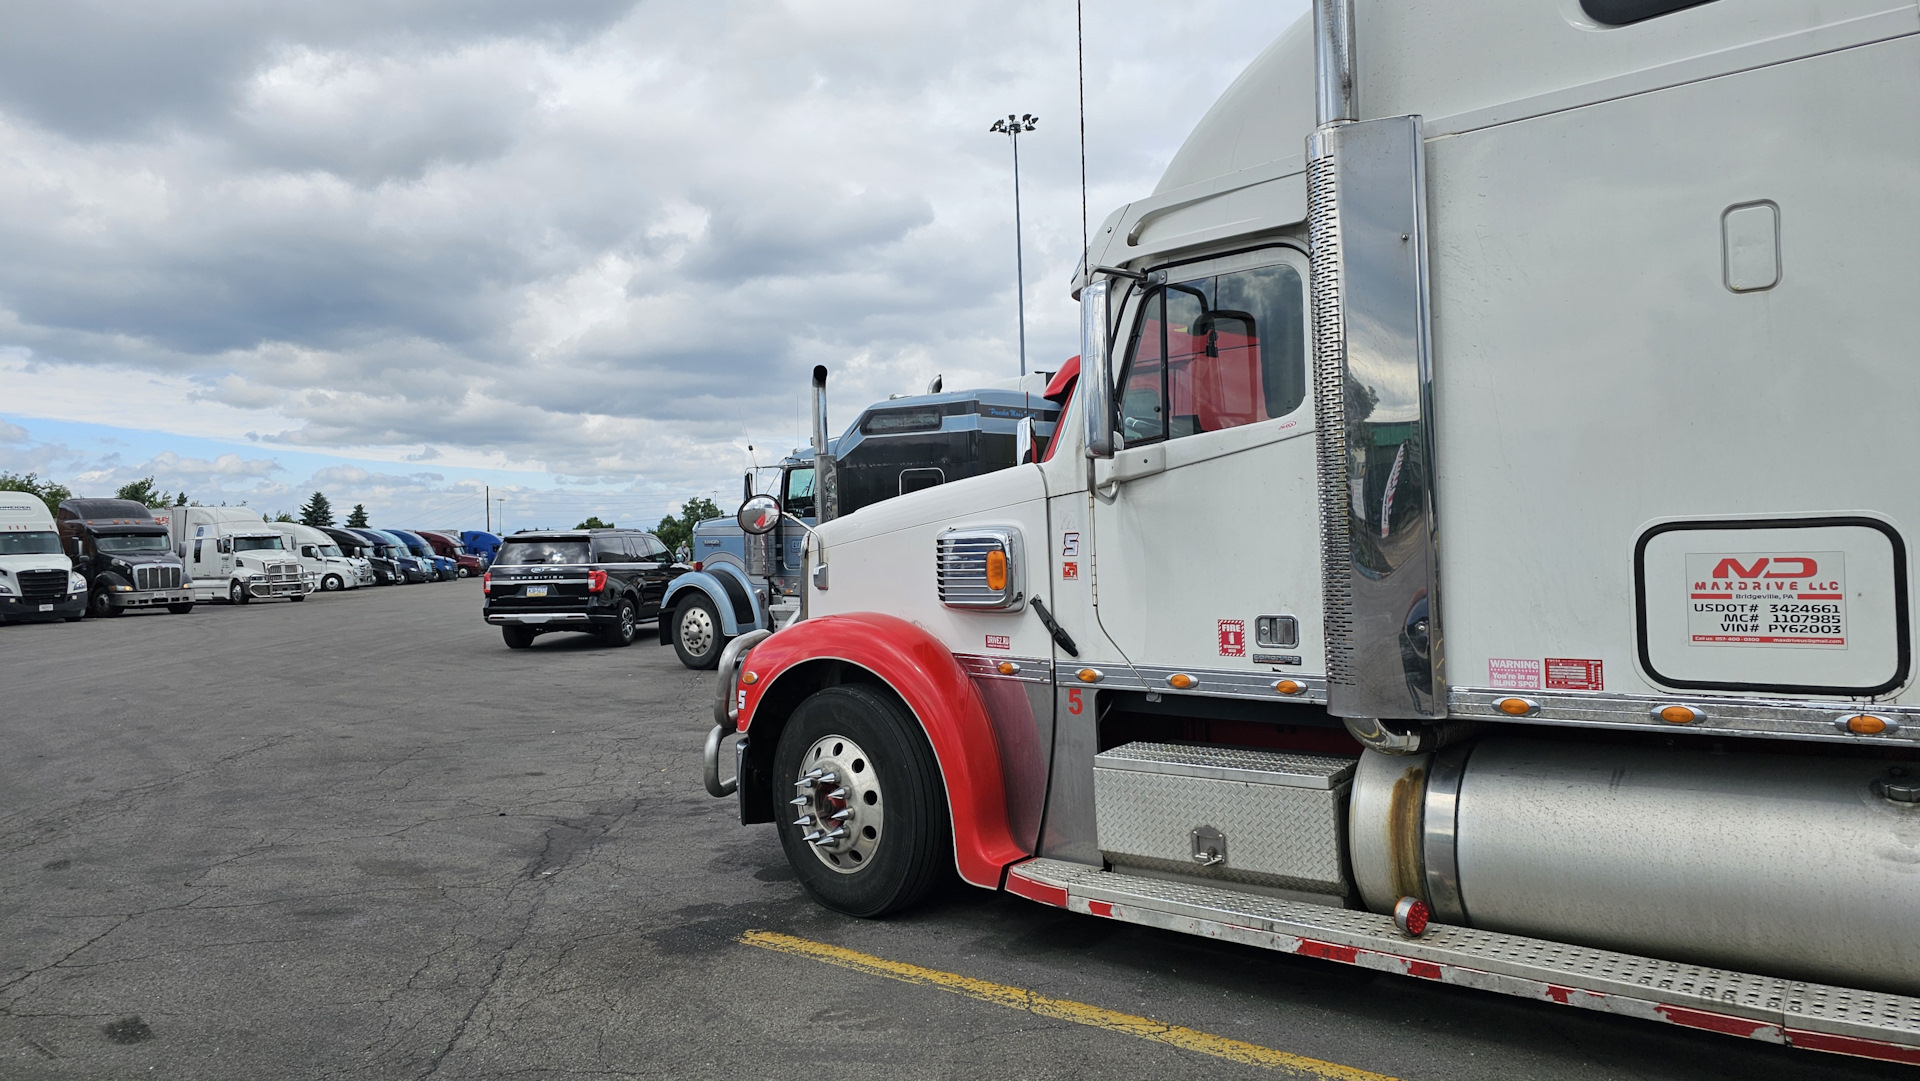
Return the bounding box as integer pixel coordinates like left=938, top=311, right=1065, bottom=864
left=734, top=612, right=1029, bottom=889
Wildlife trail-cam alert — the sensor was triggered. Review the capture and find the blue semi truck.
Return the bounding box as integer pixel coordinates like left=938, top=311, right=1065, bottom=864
left=659, top=366, right=1060, bottom=668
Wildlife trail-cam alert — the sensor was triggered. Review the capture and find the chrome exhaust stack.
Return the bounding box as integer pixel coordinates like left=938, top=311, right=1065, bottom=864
left=810, top=365, right=840, bottom=522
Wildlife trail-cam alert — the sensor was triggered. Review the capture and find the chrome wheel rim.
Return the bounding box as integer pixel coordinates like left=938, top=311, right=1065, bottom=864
left=791, top=734, right=884, bottom=874
left=680, top=605, right=714, bottom=657
left=619, top=604, right=636, bottom=639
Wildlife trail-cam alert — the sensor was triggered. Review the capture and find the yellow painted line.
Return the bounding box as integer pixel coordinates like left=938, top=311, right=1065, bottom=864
left=737, top=930, right=1398, bottom=1080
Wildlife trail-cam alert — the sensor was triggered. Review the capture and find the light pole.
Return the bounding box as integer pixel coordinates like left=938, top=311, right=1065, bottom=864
left=988, top=113, right=1037, bottom=378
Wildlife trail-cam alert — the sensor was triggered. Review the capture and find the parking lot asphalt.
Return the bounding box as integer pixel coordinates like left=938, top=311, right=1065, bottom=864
left=1, top=581, right=1911, bottom=1081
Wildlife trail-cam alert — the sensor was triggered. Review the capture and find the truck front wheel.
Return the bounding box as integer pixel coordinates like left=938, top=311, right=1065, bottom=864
left=773, top=686, right=951, bottom=918
left=89, top=589, right=122, bottom=618
left=322, top=574, right=344, bottom=591
left=229, top=581, right=250, bottom=605
left=673, top=594, right=726, bottom=670
left=167, top=603, right=194, bottom=615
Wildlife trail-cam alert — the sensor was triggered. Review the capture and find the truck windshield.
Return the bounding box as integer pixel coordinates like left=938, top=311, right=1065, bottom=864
left=496, top=540, right=590, bottom=566
left=233, top=535, right=286, bottom=551
left=784, top=467, right=816, bottom=518
left=318, top=545, right=343, bottom=557
left=93, top=534, right=171, bottom=552
left=0, top=531, right=61, bottom=555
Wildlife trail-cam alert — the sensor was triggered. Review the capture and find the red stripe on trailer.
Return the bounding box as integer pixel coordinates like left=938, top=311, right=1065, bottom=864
left=1655, top=1004, right=1780, bottom=1040
left=1297, top=939, right=1360, bottom=964
left=1004, top=868, right=1067, bottom=908
left=1787, top=1029, right=1920, bottom=1065
left=1087, top=901, right=1115, bottom=918
left=1405, top=960, right=1443, bottom=980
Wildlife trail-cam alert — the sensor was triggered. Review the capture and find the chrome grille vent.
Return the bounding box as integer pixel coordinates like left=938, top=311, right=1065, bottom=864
left=935, top=528, right=1023, bottom=610
left=134, top=564, right=182, bottom=591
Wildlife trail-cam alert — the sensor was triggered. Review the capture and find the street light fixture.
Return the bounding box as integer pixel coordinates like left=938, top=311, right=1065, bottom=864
left=988, top=113, right=1038, bottom=378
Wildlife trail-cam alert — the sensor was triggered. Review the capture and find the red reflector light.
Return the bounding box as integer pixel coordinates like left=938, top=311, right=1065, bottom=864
left=690, top=561, right=703, bottom=571
left=1394, top=896, right=1430, bottom=937
left=588, top=569, right=608, bottom=593
left=481, top=571, right=491, bottom=595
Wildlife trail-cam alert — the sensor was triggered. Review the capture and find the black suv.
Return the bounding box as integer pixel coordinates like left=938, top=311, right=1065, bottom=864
left=483, top=529, right=673, bottom=649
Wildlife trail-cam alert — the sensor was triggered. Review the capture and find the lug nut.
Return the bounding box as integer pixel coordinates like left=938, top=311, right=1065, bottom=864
left=829, top=809, right=852, bottom=821
left=790, top=795, right=811, bottom=806
left=821, top=827, right=848, bottom=841
left=793, top=815, right=814, bottom=827
left=802, top=830, right=824, bottom=843
left=827, top=787, right=848, bottom=801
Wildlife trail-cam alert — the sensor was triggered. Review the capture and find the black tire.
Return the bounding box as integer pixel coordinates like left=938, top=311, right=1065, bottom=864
left=167, top=603, right=193, bottom=615
left=64, top=615, right=83, bottom=623
left=672, top=594, right=727, bottom=670
left=289, top=593, right=305, bottom=602
left=89, top=589, right=122, bottom=618
left=502, top=626, right=536, bottom=649
left=599, top=598, right=640, bottom=647
left=773, top=685, right=951, bottom=918
left=322, top=574, right=344, bottom=592
left=457, top=566, right=470, bottom=578
left=230, top=581, right=250, bottom=605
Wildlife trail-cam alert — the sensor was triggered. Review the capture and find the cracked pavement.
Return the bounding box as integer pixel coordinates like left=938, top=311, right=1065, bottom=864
left=0, top=581, right=1909, bottom=1080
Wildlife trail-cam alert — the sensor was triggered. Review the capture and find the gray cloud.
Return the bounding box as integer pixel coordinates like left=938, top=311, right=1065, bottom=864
left=0, top=1, right=1308, bottom=506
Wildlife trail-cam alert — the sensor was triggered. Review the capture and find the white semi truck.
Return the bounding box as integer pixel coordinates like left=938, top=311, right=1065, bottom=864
left=268, top=520, right=372, bottom=591
left=704, top=0, right=1920, bottom=1066
left=151, top=506, right=310, bottom=604
left=0, top=492, right=85, bottom=623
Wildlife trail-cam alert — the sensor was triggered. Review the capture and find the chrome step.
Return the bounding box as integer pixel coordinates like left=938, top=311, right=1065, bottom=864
left=1004, top=857, right=1920, bottom=1066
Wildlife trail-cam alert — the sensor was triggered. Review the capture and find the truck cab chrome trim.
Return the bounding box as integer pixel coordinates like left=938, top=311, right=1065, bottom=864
left=1452, top=686, right=1920, bottom=746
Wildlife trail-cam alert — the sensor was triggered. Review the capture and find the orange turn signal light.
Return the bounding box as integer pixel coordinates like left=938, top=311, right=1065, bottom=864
left=1841, top=714, right=1891, bottom=735
left=1274, top=679, right=1304, bottom=695
left=996, top=661, right=1020, bottom=676
left=1656, top=704, right=1697, bottom=725
left=1168, top=673, right=1196, bottom=690
left=740, top=671, right=759, bottom=686
left=1077, top=668, right=1104, bottom=683
left=1495, top=697, right=1536, bottom=717
left=985, top=550, right=1008, bottom=591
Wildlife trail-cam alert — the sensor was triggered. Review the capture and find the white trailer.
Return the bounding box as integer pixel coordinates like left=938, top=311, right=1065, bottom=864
left=0, top=492, right=84, bottom=623
left=151, top=507, right=310, bottom=604
left=268, top=521, right=372, bottom=591
left=705, top=0, right=1920, bottom=1067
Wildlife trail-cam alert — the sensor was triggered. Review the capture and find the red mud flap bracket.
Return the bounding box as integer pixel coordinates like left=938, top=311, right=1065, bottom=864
left=1004, top=858, right=1920, bottom=1067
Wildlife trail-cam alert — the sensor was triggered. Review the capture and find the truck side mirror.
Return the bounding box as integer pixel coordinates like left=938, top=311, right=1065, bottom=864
left=738, top=494, right=781, bottom=535
left=1016, top=416, right=1036, bottom=465
left=1082, top=278, right=1116, bottom=459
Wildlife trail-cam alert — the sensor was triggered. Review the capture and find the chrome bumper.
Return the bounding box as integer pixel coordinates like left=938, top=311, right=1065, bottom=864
left=703, top=629, right=772, bottom=798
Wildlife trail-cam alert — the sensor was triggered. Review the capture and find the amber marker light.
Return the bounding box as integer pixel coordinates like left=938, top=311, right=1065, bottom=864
left=740, top=671, right=759, bottom=686
left=1168, top=673, right=1196, bottom=690
left=1495, top=697, right=1536, bottom=717
left=996, top=661, right=1020, bottom=676
left=985, top=550, right=1008, bottom=591
left=1076, top=668, right=1104, bottom=683
left=1274, top=679, right=1304, bottom=695
left=1839, top=714, right=1893, bottom=735
left=1655, top=704, right=1697, bottom=724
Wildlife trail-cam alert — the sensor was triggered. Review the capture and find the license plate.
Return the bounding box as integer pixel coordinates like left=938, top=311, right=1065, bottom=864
left=38, top=604, right=53, bottom=612
left=525, top=585, right=548, bottom=598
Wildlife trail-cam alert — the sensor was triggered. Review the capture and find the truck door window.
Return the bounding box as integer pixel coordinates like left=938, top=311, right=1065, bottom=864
left=784, top=467, right=817, bottom=518
left=1115, top=261, right=1306, bottom=447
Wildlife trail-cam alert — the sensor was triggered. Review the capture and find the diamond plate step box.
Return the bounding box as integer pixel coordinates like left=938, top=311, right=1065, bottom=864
left=1092, top=742, right=1356, bottom=898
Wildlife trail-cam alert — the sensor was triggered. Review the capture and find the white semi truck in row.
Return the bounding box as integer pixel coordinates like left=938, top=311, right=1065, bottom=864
left=268, top=520, right=373, bottom=591
left=150, top=506, right=310, bottom=604
left=705, top=0, right=1920, bottom=1066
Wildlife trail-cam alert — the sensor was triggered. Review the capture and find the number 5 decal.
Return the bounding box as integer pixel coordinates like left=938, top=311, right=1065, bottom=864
left=1067, top=688, right=1084, bottom=715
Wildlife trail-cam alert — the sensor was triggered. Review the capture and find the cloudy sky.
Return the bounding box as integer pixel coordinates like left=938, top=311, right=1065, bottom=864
left=0, top=0, right=1306, bottom=530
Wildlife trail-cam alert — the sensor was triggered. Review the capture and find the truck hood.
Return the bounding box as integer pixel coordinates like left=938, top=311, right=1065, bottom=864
left=0, top=554, right=73, bottom=576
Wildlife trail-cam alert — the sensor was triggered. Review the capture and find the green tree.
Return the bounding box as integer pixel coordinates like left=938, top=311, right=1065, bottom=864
left=174, top=491, right=189, bottom=506
left=299, top=491, right=335, bottom=527
left=575, top=515, right=614, bottom=529
left=653, top=496, right=723, bottom=558
left=0, top=472, right=72, bottom=517
left=346, top=503, right=370, bottom=528
left=115, top=476, right=171, bottom=508
left=273, top=512, right=296, bottom=523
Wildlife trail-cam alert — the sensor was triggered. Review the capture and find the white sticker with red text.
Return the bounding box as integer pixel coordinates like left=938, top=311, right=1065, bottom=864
left=984, top=634, right=1011, bottom=651
left=1687, top=551, right=1846, bottom=648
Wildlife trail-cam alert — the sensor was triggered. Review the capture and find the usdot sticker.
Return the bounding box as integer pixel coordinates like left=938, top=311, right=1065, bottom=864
left=1687, top=551, right=1847, bottom=648
left=1217, top=620, right=1246, bottom=657
left=1488, top=658, right=1541, bottom=689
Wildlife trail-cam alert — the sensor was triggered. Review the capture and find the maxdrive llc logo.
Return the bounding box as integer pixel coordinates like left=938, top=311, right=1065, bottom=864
left=1694, top=555, right=1840, bottom=595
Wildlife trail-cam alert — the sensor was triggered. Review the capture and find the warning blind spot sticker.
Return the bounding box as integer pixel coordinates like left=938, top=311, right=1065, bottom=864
left=1686, top=551, right=1848, bottom=649
left=1488, top=659, right=1541, bottom=689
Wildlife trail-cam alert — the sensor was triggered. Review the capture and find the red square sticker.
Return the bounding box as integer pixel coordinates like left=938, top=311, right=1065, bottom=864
left=984, top=635, right=1011, bottom=651
left=1545, top=658, right=1604, bottom=691
left=1217, top=619, right=1246, bottom=657
left=1061, top=561, right=1078, bottom=580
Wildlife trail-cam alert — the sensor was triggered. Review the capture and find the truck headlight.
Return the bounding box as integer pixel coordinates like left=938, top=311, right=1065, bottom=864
left=69, top=572, right=87, bottom=593
left=0, top=580, right=14, bottom=596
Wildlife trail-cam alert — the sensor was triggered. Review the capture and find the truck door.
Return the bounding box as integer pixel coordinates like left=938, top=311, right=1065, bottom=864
left=1087, top=246, right=1323, bottom=684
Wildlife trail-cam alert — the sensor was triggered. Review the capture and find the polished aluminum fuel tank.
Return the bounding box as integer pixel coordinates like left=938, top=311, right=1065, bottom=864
left=1350, top=738, right=1920, bottom=994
